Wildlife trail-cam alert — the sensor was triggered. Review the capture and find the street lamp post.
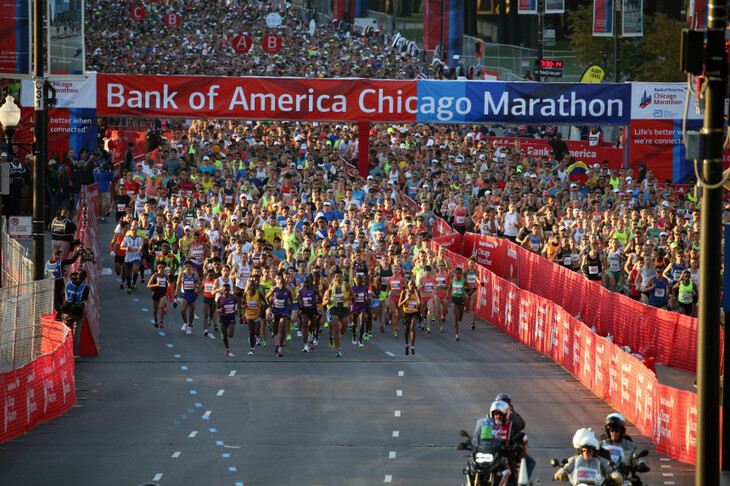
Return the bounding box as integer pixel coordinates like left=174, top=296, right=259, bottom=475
left=0, top=95, right=23, bottom=289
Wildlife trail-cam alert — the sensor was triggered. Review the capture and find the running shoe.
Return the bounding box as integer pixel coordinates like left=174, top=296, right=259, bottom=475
left=154, top=321, right=159, bottom=328
left=393, top=330, right=398, bottom=338
left=132, top=284, right=137, bottom=291
left=385, top=318, right=390, bottom=326
left=471, top=323, right=476, bottom=331
left=220, top=330, right=225, bottom=340
left=309, top=342, right=315, bottom=350
left=276, top=347, right=283, bottom=358
left=172, top=300, right=178, bottom=309
left=255, top=336, right=260, bottom=346
left=163, top=304, right=168, bottom=313
left=186, top=326, right=192, bottom=335
left=239, top=316, right=244, bottom=324
left=379, top=325, right=385, bottom=333
left=352, top=337, right=357, bottom=345
left=140, top=276, right=145, bottom=283
left=126, top=286, right=132, bottom=294
left=440, top=326, right=445, bottom=333
left=224, top=349, right=234, bottom=357
left=214, top=325, right=219, bottom=332
left=181, top=323, right=188, bottom=332
left=335, top=348, right=342, bottom=358
left=359, top=340, right=364, bottom=348
left=426, top=327, right=431, bottom=334
left=262, top=340, right=267, bottom=348
left=286, top=334, right=292, bottom=341
left=297, top=330, right=303, bottom=338
left=313, top=338, right=318, bottom=347
left=455, top=334, right=460, bottom=342
left=159, top=321, right=164, bottom=329
left=329, top=336, right=334, bottom=348
left=248, top=348, right=255, bottom=356
left=290, top=322, right=296, bottom=331
left=302, top=345, right=309, bottom=353
left=324, top=322, right=329, bottom=328
left=405, top=345, right=409, bottom=356
left=410, top=346, right=415, bottom=356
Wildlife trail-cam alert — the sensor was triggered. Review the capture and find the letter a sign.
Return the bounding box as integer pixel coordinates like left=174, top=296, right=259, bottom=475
left=130, top=5, right=146, bottom=22
left=262, top=35, right=282, bottom=54
left=232, top=34, right=252, bottom=54
left=164, top=12, right=181, bottom=28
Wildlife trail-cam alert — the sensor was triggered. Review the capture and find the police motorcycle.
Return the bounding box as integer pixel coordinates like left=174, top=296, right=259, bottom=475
left=599, top=414, right=650, bottom=486
left=551, top=429, right=623, bottom=486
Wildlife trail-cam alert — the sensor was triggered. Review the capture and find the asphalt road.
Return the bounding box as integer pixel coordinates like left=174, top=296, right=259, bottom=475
left=0, top=222, right=695, bottom=486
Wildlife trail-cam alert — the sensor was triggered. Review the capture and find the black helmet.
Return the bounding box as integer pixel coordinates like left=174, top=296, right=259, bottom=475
left=495, top=393, right=512, bottom=405
left=605, top=413, right=626, bottom=437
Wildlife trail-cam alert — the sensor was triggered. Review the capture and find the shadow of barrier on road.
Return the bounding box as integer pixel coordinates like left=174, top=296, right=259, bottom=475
left=399, top=194, right=701, bottom=465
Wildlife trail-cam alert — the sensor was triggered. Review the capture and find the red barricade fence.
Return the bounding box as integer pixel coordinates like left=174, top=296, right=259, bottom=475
left=1, top=315, right=76, bottom=444
left=70, top=184, right=102, bottom=357
left=429, top=233, right=703, bottom=465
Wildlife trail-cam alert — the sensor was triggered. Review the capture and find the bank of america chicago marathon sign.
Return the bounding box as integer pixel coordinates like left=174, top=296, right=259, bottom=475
left=97, top=74, right=631, bottom=126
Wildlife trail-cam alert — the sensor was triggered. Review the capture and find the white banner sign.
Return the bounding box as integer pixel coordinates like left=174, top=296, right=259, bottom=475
left=20, top=72, right=97, bottom=108
left=631, top=82, right=701, bottom=120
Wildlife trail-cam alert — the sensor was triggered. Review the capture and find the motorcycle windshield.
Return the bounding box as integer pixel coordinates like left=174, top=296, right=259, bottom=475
left=571, top=465, right=603, bottom=485
left=476, top=422, right=511, bottom=451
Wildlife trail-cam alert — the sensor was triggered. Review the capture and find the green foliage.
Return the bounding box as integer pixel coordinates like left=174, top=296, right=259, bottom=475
left=567, top=5, right=684, bottom=82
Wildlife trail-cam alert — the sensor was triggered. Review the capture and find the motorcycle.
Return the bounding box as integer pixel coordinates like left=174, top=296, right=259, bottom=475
left=598, top=447, right=650, bottom=486
left=551, top=456, right=629, bottom=486
left=456, top=429, right=525, bottom=486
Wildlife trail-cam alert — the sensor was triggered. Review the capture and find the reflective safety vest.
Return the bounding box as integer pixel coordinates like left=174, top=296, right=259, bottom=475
left=46, top=259, right=63, bottom=279
left=65, top=281, right=87, bottom=304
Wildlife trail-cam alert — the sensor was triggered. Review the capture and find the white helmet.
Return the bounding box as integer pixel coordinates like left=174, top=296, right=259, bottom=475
left=489, top=400, right=510, bottom=424
left=572, top=428, right=599, bottom=450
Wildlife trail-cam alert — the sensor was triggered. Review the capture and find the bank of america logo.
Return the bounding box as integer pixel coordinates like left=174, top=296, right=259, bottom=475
left=639, top=90, right=652, bottom=109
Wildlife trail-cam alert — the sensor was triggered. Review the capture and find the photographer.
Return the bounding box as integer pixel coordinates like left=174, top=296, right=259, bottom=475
left=93, top=158, right=115, bottom=222
left=62, top=270, right=90, bottom=353
left=46, top=248, right=80, bottom=319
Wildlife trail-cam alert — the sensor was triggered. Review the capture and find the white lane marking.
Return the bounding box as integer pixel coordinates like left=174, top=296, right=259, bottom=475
left=229, top=370, right=237, bottom=376
left=398, top=371, right=404, bottom=376
left=384, top=475, right=392, bottom=483
left=385, top=351, right=396, bottom=357
left=152, top=473, right=163, bottom=481
left=664, top=483, right=675, bottom=485
left=661, top=465, right=671, bottom=468
left=217, top=389, right=225, bottom=396
left=224, top=445, right=242, bottom=449
left=660, top=458, right=670, bottom=461
left=389, top=451, right=396, bottom=459
left=202, top=410, right=212, bottom=419
left=392, top=430, right=399, bottom=437
left=171, top=451, right=181, bottom=458
left=662, top=473, right=674, bottom=477
left=396, top=390, right=403, bottom=397
left=394, top=410, right=401, bottom=417
left=188, top=430, right=198, bottom=438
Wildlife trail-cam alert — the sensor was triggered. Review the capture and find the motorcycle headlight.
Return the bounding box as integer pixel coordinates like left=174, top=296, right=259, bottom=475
left=475, top=452, right=494, bottom=464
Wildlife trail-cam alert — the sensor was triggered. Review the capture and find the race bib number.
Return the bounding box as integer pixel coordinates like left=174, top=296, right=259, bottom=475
left=204, top=282, right=214, bottom=293
left=406, top=300, right=418, bottom=311
left=117, top=204, right=127, bottom=212
left=655, top=288, right=665, bottom=298
left=390, top=279, right=401, bottom=291
left=274, top=298, right=286, bottom=308
left=467, top=274, right=477, bottom=284
left=589, top=265, right=599, bottom=275
left=247, top=300, right=259, bottom=309
left=302, top=296, right=313, bottom=307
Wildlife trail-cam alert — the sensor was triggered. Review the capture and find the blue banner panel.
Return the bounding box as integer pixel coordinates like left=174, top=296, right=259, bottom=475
left=415, top=81, right=631, bottom=125
left=447, top=0, right=463, bottom=60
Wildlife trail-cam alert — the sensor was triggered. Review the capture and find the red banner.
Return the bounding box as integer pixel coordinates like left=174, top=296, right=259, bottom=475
left=97, top=74, right=418, bottom=122
left=1, top=315, right=75, bottom=444
left=463, top=233, right=505, bottom=278
left=483, top=136, right=625, bottom=170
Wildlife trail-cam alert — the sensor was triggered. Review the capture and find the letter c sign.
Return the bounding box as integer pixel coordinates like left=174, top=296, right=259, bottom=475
left=130, top=5, right=145, bottom=22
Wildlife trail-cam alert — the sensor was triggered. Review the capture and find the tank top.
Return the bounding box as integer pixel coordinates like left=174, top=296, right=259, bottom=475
left=154, top=272, right=167, bottom=288
left=271, top=287, right=289, bottom=315
left=504, top=212, right=519, bottom=237
left=217, top=277, right=233, bottom=294
left=379, top=265, right=393, bottom=292
left=351, top=284, right=368, bottom=313
left=203, top=278, right=216, bottom=298
left=607, top=250, right=621, bottom=273
left=586, top=254, right=602, bottom=279
left=420, top=277, right=435, bottom=295
left=650, top=277, right=668, bottom=304
left=403, top=291, right=419, bottom=313
left=189, top=243, right=206, bottom=263
left=435, top=273, right=448, bottom=290
left=454, top=208, right=467, bottom=226
left=219, top=294, right=236, bottom=316
left=678, top=281, right=694, bottom=304
left=244, top=291, right=262, bottom=318
left=301, top=287, right=317, bottom=310
left=181, top=272, right=196, bottom=295
left=465, top=269, right=478, bottom=286
left=329, top=283, right=349, bottom=308
left=452, top=278, right=465, bottom=298
left=389, top=276, right=403, bottom=294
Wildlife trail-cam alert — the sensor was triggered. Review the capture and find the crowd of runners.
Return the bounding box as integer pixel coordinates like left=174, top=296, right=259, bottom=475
left=103, top=116, right=711, bottom=361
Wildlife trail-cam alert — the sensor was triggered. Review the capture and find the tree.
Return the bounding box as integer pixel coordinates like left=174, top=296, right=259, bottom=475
left=567, top=5, right=684, bottom=82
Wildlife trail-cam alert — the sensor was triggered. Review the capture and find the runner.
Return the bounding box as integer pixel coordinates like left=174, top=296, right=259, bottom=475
left=464, top=257, right=483, bottom=331
left=398, top=279, right=421, bottom=356
left=322, top=269, right=352, bottom=357
left=350, top=273, right=369, bottom=347
left=267, top=272, right=294, bottom=357
left=387, top=264, right=405, bottom=338
left=110, top=220, right=129, bottom=290
left=242, top=277, right=263, bottom=355
left=120, top=220, right=145, bottom=293
left=175, top=260, right=201, bottom=335
left=418, top=264, right=436, bottom=333
left=217, top=284, right=237, bottom=357
left=434, top=261, right=451, bottom=332
left=201, top=269, right=219, bottom=338
left=376, top=255, right=392, bottom=332
left=299, top=275, right=321, bottom=352
left=449, top=267, right=467, bottom=341
left=146, top=261, right=170, bottom=328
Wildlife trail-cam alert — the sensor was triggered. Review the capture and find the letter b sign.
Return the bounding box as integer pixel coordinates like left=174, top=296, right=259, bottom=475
left=262, top=35, right=282, bottom=55
left=164, top=12, right=181, bottom=29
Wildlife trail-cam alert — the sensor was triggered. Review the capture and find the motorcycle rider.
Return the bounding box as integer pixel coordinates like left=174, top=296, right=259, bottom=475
left=494, top=393, right=526, bottom=434
left=599, top=413, right=649, bottom=473
left=554, top=428, right=622, bottom=484
left=473, top=400, right=525, bottom=481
